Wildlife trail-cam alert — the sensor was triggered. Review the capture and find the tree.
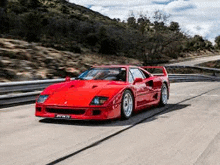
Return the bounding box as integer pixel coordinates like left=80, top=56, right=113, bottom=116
left=0, top=0, right=7, bottom=8
left=19, top=0, right=26, bottom=6
left=185, top=35, right=206, bottom=51
left=204, top=40, right=213, bottom=50
left=98, top=26, right=108, bottom=39
left=153, top=10, right=169, bottom=23
left=215, top=35, right=220, bottom=48
left=154, top=21, right=166, bottom=31
left=127, top=17, right=136, bottom=28
left=0, top=8, right=9, bottom=33
left=61, top=5, right=69, bottom=14
left=169, top=22, right=180, bottom=32
left=22, top=12, right=43, bottom=42
left=99, top=38, right=118, bottom=55
left=137, top=15, right=150, bottom=35
left=19, top=0, right=40, bottom=8
left=86, top=33, right=98, bottom=46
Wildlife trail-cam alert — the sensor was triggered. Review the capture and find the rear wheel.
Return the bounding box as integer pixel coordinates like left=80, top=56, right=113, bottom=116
left=121, top=90, right=134, bottom=120
left=159, top=83, right=168, bottom=106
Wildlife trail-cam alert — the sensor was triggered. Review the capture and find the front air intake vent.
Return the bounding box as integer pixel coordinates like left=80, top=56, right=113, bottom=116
left=92, top=110, right=101, bottom=116
left=46, top=108, right=85, bottom=115
left=36, top=107, right=41, bottom=112
left=153, top=93, right=158, bottom=99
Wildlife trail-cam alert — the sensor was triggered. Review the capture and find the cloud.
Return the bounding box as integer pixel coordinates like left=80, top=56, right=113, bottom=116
left=69, top=0, right=220, bottom=43
left=183, top=22, right=220, bottom=43
left=73, top=0, right=151, bottom=8
left=184, top=24, right=212, bottom=37
left=165, top=0, right=196, bottom=12
left=152, top=0, right=175, bottom=5
left=90, top=6, right=109, bottom=13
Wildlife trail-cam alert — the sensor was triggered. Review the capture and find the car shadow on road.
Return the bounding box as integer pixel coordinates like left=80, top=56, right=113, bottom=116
left=139, top=103, right=191, bottom=124
left=39, top=103, right=190, bottom=127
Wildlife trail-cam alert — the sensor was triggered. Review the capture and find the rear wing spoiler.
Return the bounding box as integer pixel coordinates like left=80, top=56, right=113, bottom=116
left=141, top=66, right=168, bottom=76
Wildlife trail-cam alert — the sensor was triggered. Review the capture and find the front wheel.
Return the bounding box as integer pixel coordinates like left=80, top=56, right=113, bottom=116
left=121, top=90, right=134, bottom=120
left=159, top=83, right=168, bottom=106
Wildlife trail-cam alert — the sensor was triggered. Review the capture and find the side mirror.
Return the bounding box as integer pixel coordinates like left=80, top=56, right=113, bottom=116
left=133, top=78, right=143, bottom=85
left=65, top=76, right=71, bottom=82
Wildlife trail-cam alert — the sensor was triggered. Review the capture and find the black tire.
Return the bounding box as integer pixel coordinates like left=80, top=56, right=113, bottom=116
left=159, top=83, right=168, bottom=106
left=121, top=90, right=134, bottom=120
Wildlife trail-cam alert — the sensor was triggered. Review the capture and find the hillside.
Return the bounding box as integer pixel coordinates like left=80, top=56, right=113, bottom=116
left=0, top=0, right=219, bottom=81
left=1, top=0, right=216, bottom=60
left=0, top=38, right=141, bottom=82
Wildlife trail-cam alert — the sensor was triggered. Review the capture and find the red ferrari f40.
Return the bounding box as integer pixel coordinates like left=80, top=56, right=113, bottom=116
left=35, top=65, right=170, bottom=120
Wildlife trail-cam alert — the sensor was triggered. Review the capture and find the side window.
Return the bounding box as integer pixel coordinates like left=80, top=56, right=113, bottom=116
left=128, top=71, right=134, bottom=83
left=130, top=68, right=145, bottom=79
left=140, top=69, right=150, bottom=78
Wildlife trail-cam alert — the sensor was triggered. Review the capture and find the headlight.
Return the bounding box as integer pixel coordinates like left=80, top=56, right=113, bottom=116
left=37, top=95, right=49, bottom=103
left=90, top=96, right=108, bottom=105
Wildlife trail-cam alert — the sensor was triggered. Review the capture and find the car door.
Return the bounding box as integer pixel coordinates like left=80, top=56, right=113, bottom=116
left=129, top=68, right=152, bottom=108
left=143, top=76, right=158, bottom=104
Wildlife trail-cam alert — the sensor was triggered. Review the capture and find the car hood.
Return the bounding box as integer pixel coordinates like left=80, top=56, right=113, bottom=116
left=44, top=80, right=127, bottom=106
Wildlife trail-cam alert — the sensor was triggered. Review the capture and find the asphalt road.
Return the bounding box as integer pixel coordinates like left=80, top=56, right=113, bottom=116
left=1, top=82, right=220, bottom=165
left=168, top=55, right=220, bottom=66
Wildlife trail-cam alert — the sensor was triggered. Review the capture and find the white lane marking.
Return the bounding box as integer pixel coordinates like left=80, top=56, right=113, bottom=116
left=203, top=94, right=220, bottom=97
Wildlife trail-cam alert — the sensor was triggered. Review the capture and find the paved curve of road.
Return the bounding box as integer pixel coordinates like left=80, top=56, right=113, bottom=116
left=168, top=55, right=220, bottom=66
left=1, top=82, right=220, bottom=165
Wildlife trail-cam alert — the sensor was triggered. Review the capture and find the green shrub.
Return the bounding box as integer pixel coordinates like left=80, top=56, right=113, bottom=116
left=169, top=22, right=180, bottom=32
left=0, top=8, right=9, bottom=33
left=0, top=0, right=7, bottom=8
left=215, top=36, right=220, bottom=48
left=99, top=37, right=118, bottom=55
left=22, top=12, right=43, bottom=42
left=86, top=33, right=98, bottom=46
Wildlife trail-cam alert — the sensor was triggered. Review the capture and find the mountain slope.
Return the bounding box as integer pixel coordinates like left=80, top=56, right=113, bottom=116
left=0, top=38, right=141, bottom=82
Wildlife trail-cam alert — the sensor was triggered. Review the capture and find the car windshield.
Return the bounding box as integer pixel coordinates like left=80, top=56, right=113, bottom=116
left=77, top=68, right=126, bottom=81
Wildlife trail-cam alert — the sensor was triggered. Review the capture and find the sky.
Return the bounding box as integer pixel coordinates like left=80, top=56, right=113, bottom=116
left=69, top=0, right=220, bottom=43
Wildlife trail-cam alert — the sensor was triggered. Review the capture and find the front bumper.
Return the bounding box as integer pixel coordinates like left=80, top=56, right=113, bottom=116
left=35, top=103, right=121, bottom=120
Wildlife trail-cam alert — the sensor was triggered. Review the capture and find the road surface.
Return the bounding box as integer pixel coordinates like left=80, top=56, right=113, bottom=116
left=168, top=55, right=220, bottom=66
left=1, top=82, right=220, bottom=165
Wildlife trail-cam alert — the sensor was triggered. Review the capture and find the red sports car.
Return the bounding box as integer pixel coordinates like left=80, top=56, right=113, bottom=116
left=35, top=65, right=169, bottom=120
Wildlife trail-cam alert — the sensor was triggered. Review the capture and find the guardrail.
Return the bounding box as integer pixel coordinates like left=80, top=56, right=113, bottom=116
left=0, top=73, right=220, bottom=107
left=165, top=65, right=220, bottom=76
left=0, top=78, right=65, bottom=94
left=0, top=91, right=41, bottom=106
left=168, top=74, right=220, bottom=82
left=0, top=78, right=69, bottom=106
